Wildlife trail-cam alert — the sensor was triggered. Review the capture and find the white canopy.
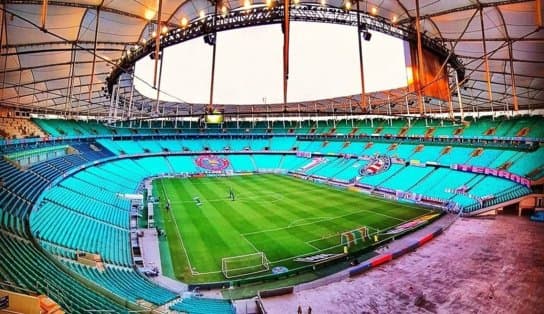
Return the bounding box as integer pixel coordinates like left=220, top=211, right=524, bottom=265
left=0, top=0, right=542, bottom=116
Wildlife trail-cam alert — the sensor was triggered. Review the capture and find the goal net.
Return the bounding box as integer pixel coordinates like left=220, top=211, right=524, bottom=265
left=221, top=252, right=270, bottom=279
left=340, top=226, right=371, bottom=247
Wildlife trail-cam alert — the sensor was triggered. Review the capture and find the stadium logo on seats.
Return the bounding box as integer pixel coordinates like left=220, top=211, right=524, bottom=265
left=359, top=155, right=391, bottom=176
left=196, top=155, right=230, bottom=171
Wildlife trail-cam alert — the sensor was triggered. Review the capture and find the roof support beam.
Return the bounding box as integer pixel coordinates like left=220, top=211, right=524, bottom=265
left=1, top=80, right=105, bottom=102
left=89, top=3, right=102, bottom=102
left=356, top=0, right=367, bottom=111
left=283, top=0, right=291, bottom=109
left=153, top=0, right=163, bottom=90
left=1, top=4, right=7, bottom=99
left=40, top=0, right=47, bottom=29
left=508, top=41, right=519, bottom=111
left=0, top=60, right=109, bottom=74
left=467, top=78, right=544, bottom=92
left=480, top=8, right=494, bottom=114
left=459, top=55, right=544, bottom=64
left=2, top=40, right=137, bottom=49
left=65, top=43, right=76, bottom=114
left=440, top=37, right=544, bottom=42
left=537, top=0, right=543, bottom=29
left=415, top=0, right=425, bottom=115
left=5, top=0, right=145, bottom=21
left=399, top=0, right=533, bottom=24
left=207, top=0, right=218, bottom=112
left=0, top=47, right=124, bottom=56
left=468, top=67, right=544, bottom=79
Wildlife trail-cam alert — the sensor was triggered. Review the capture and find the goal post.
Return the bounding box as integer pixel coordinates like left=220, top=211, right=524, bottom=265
left=340, top=226, right=372, bottom=247
left=221, top=252, right=270, bottom=279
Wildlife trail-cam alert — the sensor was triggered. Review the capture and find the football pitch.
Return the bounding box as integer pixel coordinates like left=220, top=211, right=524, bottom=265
left=153, top=174, right=433, bottom=283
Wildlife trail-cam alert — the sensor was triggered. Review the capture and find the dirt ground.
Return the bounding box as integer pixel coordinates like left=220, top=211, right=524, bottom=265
left=261, top=215, right=544, bottom=314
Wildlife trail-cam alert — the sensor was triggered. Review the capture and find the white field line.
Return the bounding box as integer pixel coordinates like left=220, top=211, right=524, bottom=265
left=240, top=234, right=261, bottom=253
left=160, top=180, right=197, bottom=275
left=358, top=208, right=406, bottom=222
left=288, top=217, right=331, bottom=228
left=304, top=240, right=320, bottom=251
left=168, top=187, right=318, bottom=205
left=169, top=193, right=284, bottom=204
left=242, top=208, right=383, bottom=237
left=188, top=210, right=434, bottom=273
left=305, top=222, right=382, bottom=245
left=161, top=176, right=437, bottom=275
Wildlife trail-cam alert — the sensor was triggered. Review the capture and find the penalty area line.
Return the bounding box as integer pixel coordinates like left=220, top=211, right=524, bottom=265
left=240, top=233, right=261, bottom=254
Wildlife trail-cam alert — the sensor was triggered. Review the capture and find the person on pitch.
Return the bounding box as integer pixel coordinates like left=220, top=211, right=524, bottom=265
left=229, top=187, right=235, bottom=201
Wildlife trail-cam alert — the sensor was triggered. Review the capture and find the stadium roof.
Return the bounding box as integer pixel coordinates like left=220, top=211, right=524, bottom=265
left=0, top=0, right=542, bottom=117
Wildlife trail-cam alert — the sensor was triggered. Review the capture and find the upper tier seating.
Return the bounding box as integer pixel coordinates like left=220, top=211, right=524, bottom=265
left=33, top=119, right=113, bottom=137
left=28, top=115, right=544, bottom=139
left=0, top=117, right=45, bottom=139
left=96, top=135, right=544, bottom=179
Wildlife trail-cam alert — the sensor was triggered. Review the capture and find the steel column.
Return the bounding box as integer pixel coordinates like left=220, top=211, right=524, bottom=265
left=153, top=0, right=163, bottom=88
left=356, top=0, right=367, bottom=111
left=88, top=3, right=102, bottom=102
left=508, top=41, right=519, bottom=111
left=415, top=0, right=425, bottom=115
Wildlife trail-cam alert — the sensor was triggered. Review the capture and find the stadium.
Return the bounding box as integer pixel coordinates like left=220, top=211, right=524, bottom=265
left=0, top=0, right=543, bottom=313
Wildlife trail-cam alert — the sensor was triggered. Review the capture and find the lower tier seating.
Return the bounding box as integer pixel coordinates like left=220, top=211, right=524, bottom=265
left=170, top=297, right=235, bottom=314
left=63, top=261, right=178, bottom=305
left=0, top=231, right=130, bottom=313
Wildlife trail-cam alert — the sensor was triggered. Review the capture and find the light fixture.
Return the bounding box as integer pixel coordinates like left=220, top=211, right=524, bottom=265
left=199, top=10, right=206, bottom=19
left=363, top=30, right=372, bottom=41
left=161, top=25, right=168, bottom=34
left=144, top=9, right=156, bottom=21
left=320, top=0, right=326, bottom=6
left=181, top=17, right=188, bottom=27
left=266, top=0, right=273, bottom=8
left=344, top=1, right=351, bottom=11
left=140, top=38, right=146, bottom=45
left=151, top=30, right=157, bottom=38
left=371, top=7, right=377, bottom=15
left=392, top=15, right=398, bottom=23
left=293, top=0, right=300, bottom=5
left=221, top=5, right=228, bottom=17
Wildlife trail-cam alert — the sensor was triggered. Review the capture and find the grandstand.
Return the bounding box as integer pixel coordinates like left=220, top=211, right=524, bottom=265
left=0, top=0, right=543, bottom=313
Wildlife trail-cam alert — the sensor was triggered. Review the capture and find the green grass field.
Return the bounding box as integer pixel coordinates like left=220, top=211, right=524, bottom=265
left=153, top=174, right=433, bottom=283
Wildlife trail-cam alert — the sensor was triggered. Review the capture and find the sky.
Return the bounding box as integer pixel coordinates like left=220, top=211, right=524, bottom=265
left=134, top=21, right=408, bottom=105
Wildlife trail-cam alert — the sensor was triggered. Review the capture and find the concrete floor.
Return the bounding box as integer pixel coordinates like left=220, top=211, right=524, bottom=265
left=261, top=215, right=544, bottom=314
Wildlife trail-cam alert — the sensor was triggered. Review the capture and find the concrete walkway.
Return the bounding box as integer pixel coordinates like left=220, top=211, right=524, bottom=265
left=295, top=213, right=458, bottom=292
left=139, top=227, right=188, bottom=293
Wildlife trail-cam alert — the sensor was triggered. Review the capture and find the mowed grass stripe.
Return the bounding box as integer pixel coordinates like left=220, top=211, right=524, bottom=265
left=229, top=178, right=320, bottom=259
left=171, top=179, right=255, bottom=273
left=158, top=174, right=431, bottom=282
left=162, top=179, right=220, bottom=273
left=219, top=175, right=404, bottom=256
left=154, top=180, right=192, bottom=280
left=260, top=175, right=382, bottom=232
left=187, top=178, right=262, bottom=253
left=210, top=176, right=320, bottom=259
left=231, top=176, right=348, bottom=241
